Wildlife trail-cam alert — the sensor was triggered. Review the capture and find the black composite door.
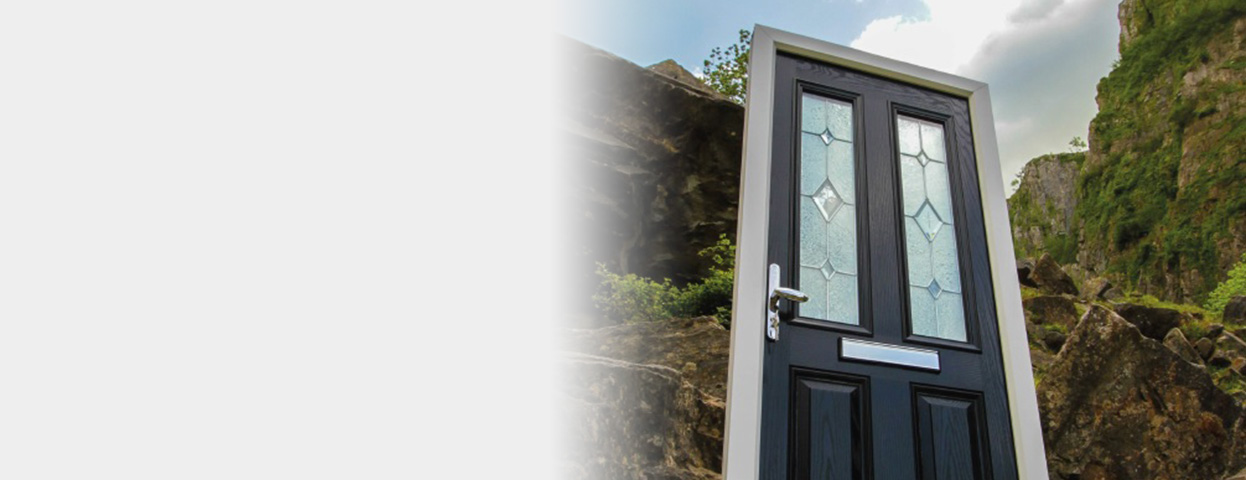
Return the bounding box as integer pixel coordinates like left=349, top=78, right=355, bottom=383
left=758, top=53, right=1018, bottom=479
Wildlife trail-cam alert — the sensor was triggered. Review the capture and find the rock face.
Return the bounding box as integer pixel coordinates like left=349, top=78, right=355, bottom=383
left=561, top=316, right=731, bottom=479
left=558, top=37, right=744, bottom=326
left=1007, top=1, right=1246, bottom=304
left=568, top=316, right=731, bottom=398
left=1006, top=153, right=1080, bottom=262
left=559, top=353, right=724, bottom=480
left=1039, top=306, right=1246, bottom=479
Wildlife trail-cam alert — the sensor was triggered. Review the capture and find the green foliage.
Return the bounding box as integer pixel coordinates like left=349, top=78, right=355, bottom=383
left=1068, top=136, right=1087, bottom=152
left=593, top=235, right=737, bottom=326
left=701, top=29, right=751, bottom=104
left=1206, top=253, right=1246, bottom=313
left=592, top=265, right=678, bottom=324
left=1076, top=0, right=1246, bottom=301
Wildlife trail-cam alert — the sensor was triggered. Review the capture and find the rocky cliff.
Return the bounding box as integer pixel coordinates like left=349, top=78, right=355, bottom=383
left=558, top=37, right=743, bottom=327
left=1008, top=153, right=1083, bottom=263
left=1008, top=0, right=1246, bottom=304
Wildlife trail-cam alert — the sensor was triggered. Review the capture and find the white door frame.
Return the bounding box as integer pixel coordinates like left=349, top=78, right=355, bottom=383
left=723, top=25, right=1048, bottom=479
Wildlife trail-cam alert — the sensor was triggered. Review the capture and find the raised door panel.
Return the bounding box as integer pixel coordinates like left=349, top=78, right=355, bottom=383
left=913, top=387, right=991, bottom=480
left=792, top=371, right=870, bottom=480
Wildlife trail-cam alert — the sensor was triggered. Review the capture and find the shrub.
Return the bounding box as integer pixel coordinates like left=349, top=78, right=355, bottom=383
left=593, top=234, right=737, bottom=326
left=1206, top=252, right=1246, bottom=314
left=592, top=265, right=678, bottom=324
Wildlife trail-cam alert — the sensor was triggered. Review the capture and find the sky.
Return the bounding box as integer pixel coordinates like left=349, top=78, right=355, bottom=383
left=557, top=0, right=1122, bottom=194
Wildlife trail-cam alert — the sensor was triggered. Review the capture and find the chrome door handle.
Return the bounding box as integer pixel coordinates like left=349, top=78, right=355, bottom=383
left=767, top=264, right=809, bottom=341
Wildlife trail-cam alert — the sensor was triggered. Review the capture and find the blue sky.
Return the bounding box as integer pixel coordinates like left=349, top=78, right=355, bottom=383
left=557, top=0, right=1123, bottom=193
left=558, top=0, right=929, bottom=72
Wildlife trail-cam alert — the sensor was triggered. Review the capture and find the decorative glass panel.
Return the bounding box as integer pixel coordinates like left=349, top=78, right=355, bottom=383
left=897, top=116, right=967, bottom=341
left=798, top=93, right=858, bottom=325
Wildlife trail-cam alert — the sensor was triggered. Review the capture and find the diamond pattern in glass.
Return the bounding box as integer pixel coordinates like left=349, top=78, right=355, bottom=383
left=798, top=93, right=857, bottom=325
left=820, top=260, right=836, bottom=280
left=914, top=201, right=944, bottom=241
left=812, top=181, right=843, bottom=223
left=897, top=115, right=967, bottom=342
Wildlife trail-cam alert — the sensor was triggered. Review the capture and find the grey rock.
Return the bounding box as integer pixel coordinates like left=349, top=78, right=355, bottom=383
left=1043, top=330, right=1068, bottom=352
left=1211, top=351, right=1236, bottom=369
left=1084, top=276, right=1113, bottom=300
left=1113, top=303, right=1184, bottom=342
left=1198, top=337, right=1218, bottom=361
left=1023, top=295, right=1079, bottom=329
left=1218, top=332, right=1246, bottom=359
left=1163, top=328, right=1205, bottom=367
left=1027, top=253, right=1079, bottom=295
left=1039, top=306, right=1246, bottom=479
left=1103, top=287, right=1125, bottom=300
left=1006, top=154, right=1079, bottom=261
left=1017, top=258, right=1038, bottom=288
left=1227, top=296, right=1246, bottom=324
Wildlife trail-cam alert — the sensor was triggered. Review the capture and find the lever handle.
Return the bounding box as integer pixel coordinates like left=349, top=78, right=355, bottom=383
left=770, top=286, right=810, bottom=311
left=766, top=264, right=809, bottom=341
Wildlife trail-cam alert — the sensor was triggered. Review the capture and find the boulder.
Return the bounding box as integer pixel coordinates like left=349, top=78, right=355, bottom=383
left=1026, top=318, right=1067, bottom=354
left=1198, top=337, right=1218, bottom=361
left=1027, top=253, right=1079, bottom=295
left=1083, top=276, right=1113, bottom=300
left=1023, top=295, right=1079, bottom=329
left=1218, top=333, right=1246, bottom=359
left=1212, top=350, right=1237, bottom=369
left=1017, top=258, right=1039, bottom=288
left=1163, top=328, right=1205, bottom=367
left=1103, top=287, right=1125, bottom=300
left=1209, top=323, right=1227, bottom=339
left=1043, top=331, right=1068, bottom=352
left=1039, top=306, right=1246, bottom=479
left=1113, top=303, right=1184, bottom=342
left=1227, top=296, right=1246, bottom=324
left=558, top=352, right=724, bottom=480
left=567, top=316, right=730, bottom=398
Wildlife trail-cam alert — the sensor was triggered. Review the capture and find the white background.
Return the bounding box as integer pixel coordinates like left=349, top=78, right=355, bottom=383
left=0, top=1, right=553, bottom=477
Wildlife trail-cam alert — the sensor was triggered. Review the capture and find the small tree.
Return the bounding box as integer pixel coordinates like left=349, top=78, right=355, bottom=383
left=1068, top=136, right=1087, bottom=152
left=1206, top=252, right=1246, bottom=314
left=702, top=29, right=751, bottom=104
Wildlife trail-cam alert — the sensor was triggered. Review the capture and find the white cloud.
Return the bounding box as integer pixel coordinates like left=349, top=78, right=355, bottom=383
left=849, top=0, right=1120, bottom=193
left=850, top=0, right=1023, bottom=73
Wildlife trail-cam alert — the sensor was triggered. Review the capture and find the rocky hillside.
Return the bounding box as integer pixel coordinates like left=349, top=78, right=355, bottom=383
left=562, top=255, right=1246, bottom=479
left=558, top=37, right=743, bottom=327
left=1008, top=0, right=1246, bottom=304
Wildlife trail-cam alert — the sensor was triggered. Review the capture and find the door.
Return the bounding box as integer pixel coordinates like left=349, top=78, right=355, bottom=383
left=756, top=52, right=1018, bottom=479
